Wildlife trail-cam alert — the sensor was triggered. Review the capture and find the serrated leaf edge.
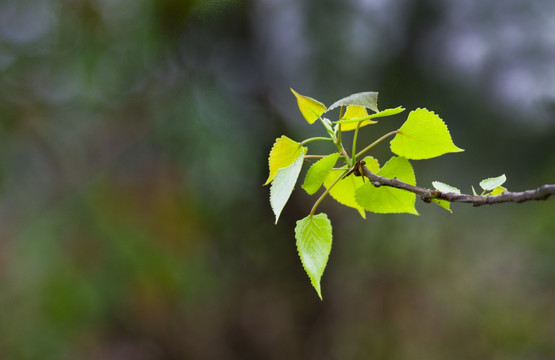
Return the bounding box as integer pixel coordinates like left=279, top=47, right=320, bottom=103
left=390, top=108, right=465, bottom=160
left=270, top=150, right=306, bottom=224
left=432, top=181, right=461, bottom=194
left=295, top=213, right=333, bottom=300
left=265, top=136, right=303, bottom=185
left=327, top=91, right=379, bottom=113
left=479, top=174, right=507, bottom=191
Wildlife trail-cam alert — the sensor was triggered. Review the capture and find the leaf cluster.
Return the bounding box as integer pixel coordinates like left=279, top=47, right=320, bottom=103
left=264, top=89, right=508, bottom=299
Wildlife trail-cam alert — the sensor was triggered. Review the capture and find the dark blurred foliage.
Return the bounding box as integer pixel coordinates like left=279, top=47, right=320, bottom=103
left=0, top=0, right=554, bottom=359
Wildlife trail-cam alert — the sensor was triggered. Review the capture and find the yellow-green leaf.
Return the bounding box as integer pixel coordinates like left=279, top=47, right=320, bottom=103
left=290, top=88, right=327, bottom=124
left=361, top=156, right=380, bottom=174
left=489, top=185, right=507, bottom=195
left=355, top=156, right=418, bottom=215
left=265, top=136, right=305, bottom=185
left=295, top=213, right=333, bottom=300
left=302, top=153, right=340, bottom=195
left=390, top=108, right=464, bottom=160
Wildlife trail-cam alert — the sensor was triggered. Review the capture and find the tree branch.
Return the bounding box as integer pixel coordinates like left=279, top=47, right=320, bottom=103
left=360, top=166, right=555, bottom=207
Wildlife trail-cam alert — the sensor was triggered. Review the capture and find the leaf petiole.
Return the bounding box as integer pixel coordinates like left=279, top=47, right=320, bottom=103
left=355, top=130, right=398, bottom=159
left=300, top=137, right=334, bottom=145
left=351, top=121, right=362, bottom=162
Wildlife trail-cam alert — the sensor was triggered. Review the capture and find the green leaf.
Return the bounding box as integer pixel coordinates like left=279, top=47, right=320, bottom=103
left=270, top=151, right=306, bottom=224
left=303, top=153, right=340, bottom=195
left=355, top=156, right=419, bottom=215
left=390, top=108, right=464, bottom=160
left=479, top=174, right=507, bottom=191
left=295, top=213, right=333, bottom=300
left=265, top=136, right=305, bottom=185
left=336, top=106, right=406, bottom=131
left=290, top=88, right=327, bottom=124
left=432, top=181, right=461, bottom=194
left=327, top=92, right=379, bottom=113
left=489, top=185, right=507, bottom=196
left=472, top=186, right=478, bottom=196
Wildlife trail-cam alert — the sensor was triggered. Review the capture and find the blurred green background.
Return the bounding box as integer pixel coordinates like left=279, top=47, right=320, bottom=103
left=0, top=0, right=554, bottom=359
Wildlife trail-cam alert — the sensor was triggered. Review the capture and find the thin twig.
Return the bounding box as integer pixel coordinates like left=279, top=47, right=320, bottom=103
left=360, top=166, right=555, bottom=207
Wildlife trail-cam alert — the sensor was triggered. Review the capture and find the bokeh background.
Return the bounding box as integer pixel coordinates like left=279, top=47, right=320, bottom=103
left=0, top=0, right=554, bottom=359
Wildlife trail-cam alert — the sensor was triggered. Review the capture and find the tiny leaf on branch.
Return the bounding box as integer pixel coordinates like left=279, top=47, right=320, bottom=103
left=303, top=153, right=340, bottom=195
left=295, top=213, right=333, bottom=300
left=265, top=136, right=306, bottom=185
left=327, top=91, right=379, bottom=113
left=290, top=88, right=327, bottom=124
left=390, top=108, right=464, bottom=160
left=479, top=174, right=507, bottom=191
left=355, top=156, right=418, bottom=214
left=489, top=186, right=507, bottom=195
left=270, top=151, right=306, bottom=224
left=431, top=181, right=461, bottom=213
left=432, top=181, right=461, bottom=194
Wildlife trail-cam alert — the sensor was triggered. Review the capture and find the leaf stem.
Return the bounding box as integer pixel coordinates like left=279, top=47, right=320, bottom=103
left=351, top=122, right=362, bottom=162
left=304, top=155, right=326, bottom=159
left=335, top=106, right=352, bottom=165
left=337, top=106, right=344, bottom=147
left=355, top=130, right=398, bottom=159
left=300, top=137, right=334, bottom=145
left=310, top=169, right=348, bottom=217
